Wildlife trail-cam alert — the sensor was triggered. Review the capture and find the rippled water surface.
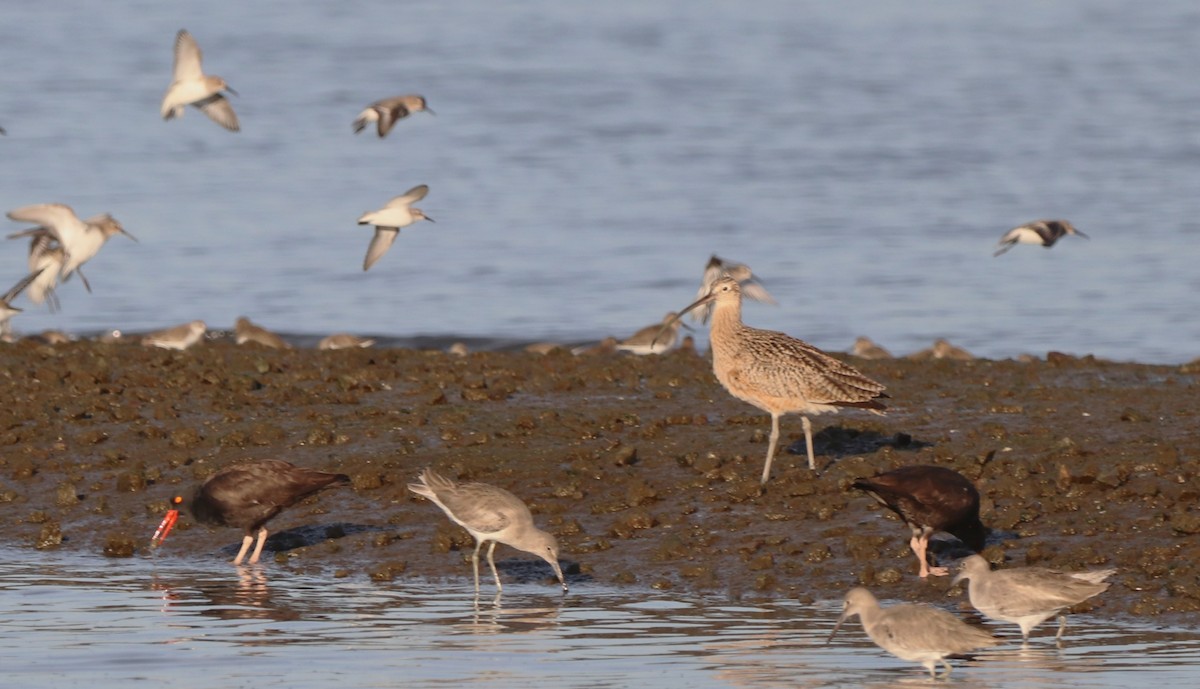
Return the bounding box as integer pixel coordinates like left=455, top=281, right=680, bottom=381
left=0, top=1, right=1198, bottom=362
left=2, top=549, right=1199, bottom=688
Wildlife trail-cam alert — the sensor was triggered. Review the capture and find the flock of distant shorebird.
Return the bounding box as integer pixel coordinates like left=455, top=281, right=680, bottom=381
left=4, top=27, right=1103, bottom=679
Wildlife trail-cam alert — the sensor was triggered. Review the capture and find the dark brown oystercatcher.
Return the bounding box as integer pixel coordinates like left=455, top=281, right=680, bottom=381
left=851, top=465, right=986, bottom=577
left=154, top=459, right=350, bottom=565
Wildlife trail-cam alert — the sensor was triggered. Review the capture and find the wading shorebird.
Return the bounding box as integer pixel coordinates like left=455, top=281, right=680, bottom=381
left=353, top=94, right=433, bottom=138
left=829, top=587, right=998, bottom=678
left=358, top=184, right=434, bottom=270
left=408, top=467, right=566, bottom=593
left=693, top=254, right=776, bottom=323
left=6, top=204, right=135, bottom=293
left=161, top=29, right=240, bottom=132
left=153, top=459, right=350, bottom=565
left=141, top=320, right=207, bottom=351
left=616, top=311, right=688, bottom=355
left=663, top=276, right=886, bottom=484
left=852, top=465, right=987, bottom=578
left=993, top=219, right=1087, bottom=257
left=0, top=268, right=46, bottom=337
left=952, top=555, right=1115, bottom=642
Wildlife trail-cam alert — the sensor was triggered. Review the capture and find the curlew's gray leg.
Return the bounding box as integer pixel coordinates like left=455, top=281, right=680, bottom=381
left=486, top=541, right=503, bottom=592
left=801, top=416, right=816, bottom=471
left=233, top=534, right=254, bottom=565
left=471, top=540, right=484, bottom=593
left=248, top=527, right=268, bottom=564
left=761, top=413, right=782, bottom=485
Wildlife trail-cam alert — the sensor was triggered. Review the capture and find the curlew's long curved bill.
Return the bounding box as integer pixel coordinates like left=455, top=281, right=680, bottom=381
left=652, top=292, right=715, bottom=348
left=121, top=228, right=139, bottom=242
left=1074, top=229, right=1090, bottom=239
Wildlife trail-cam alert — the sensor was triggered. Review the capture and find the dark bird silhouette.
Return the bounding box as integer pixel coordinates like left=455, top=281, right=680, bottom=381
left=852, top=465, right=986, bottom=577
left=160, top=459, right=349, bottom=565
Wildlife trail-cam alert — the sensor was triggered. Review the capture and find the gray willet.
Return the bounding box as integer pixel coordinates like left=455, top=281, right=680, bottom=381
left=408, top=467, right=567, bottom=593
left=155, top=459, right=349, bottom=565
left=829, top=587, right=997, bottom=678
left=0, top=268, right=46, bottom=337
left=141, top=320, right=207, bottom=350
left=852, top=465, right=986, bottom=578
left=353, top=95, right=433, bottom=138
left=693, top=254, right=776, bottom=324
left=663, top=276, right=886, bottom=484
left=161, top=29, right=240, bottom=132
left=952, top=554, right=1114, bottom=642
left=617, top=312, right=687, bottom=355
left=994, top=219, right=1087, bottom=257
left=6, top=204, right=135, bottom=293
left=358, top=184, right=434, bottom=270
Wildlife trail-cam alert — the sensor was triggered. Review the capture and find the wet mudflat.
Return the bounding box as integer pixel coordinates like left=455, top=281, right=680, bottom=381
left=1, top=339, right=1198, bottom=624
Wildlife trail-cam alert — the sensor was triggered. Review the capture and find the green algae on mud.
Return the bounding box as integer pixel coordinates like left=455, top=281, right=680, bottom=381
left=1, top=339, right=1199, bottom=622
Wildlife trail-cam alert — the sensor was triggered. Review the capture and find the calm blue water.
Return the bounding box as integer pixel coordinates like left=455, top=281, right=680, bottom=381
left=1, top=1, right=1197, bottom=363
left=2, top=548, right=1199, bottom=689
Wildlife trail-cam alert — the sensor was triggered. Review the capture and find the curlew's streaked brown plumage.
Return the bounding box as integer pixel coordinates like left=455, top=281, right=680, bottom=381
left=666, top=276, right=886, bottom=484
left=353, top=94, right=433, bottom=138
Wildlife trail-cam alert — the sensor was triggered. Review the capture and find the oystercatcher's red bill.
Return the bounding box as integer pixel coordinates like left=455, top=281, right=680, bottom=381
left=151, top=496, right=184, bottom=547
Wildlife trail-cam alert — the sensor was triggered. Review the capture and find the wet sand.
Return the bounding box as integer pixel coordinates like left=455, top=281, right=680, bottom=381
left=2, top=338, right=1199, bottom=623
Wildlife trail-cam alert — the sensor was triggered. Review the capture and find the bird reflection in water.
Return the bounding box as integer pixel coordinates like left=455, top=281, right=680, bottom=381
left=466, top=591, right=563, bottom=635
left=150, top=567, right=301, bottom=624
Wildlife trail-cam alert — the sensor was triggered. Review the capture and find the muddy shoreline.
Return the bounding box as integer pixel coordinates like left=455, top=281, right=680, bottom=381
left=2, top=339, right=1199, bottom=624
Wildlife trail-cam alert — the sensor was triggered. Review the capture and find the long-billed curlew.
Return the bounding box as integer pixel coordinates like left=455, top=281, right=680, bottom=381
left=666, top=275, right=886, bottom=483
left=994, top=219, right=1087, bottom=256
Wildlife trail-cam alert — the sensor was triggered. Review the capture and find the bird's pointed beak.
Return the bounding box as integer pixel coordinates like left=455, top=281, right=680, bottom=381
left=652, top=292, right=714, bottom=347
left=226, top=86, right=239, bottom=97
left=1076, top=230, right=1090, bottom=240
left=424, top=216, right=436, bottom=223
left=150, top=496, right=184, bottom=548
left=950, top=571, right=966, bottom=587
left=121, top=229, right=138, bottom=243
left=425, top=108, right=436, bottom=116
left=826, top=610, right=850, bottom=645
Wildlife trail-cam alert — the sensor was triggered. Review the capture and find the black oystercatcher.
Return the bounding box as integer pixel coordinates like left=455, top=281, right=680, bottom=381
left=851, top=465, right=987, bottom=577
left=156, top=459, right=349, bottom=565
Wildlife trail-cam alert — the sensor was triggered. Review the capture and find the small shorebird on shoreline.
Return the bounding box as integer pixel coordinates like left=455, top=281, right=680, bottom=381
left=235, top=316, right=291, bottom=349
left=663, top=276, right=886, bottom=484
left=829, top=587, right=998, bottom=678
left=353, top=95, right=433, bottom=138
left=6, top=204, right=135, bottom=294
left=408, top=467, right=566, bottom=593
left=358, top=184, right=434, bottom=270
left=617, top=311, right=688, bottom=355
left=994, top=219, right=1087, bottom=256
left=142, top=320, right=207, bottom=350
left=161, top=29, right=240, bottom=132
